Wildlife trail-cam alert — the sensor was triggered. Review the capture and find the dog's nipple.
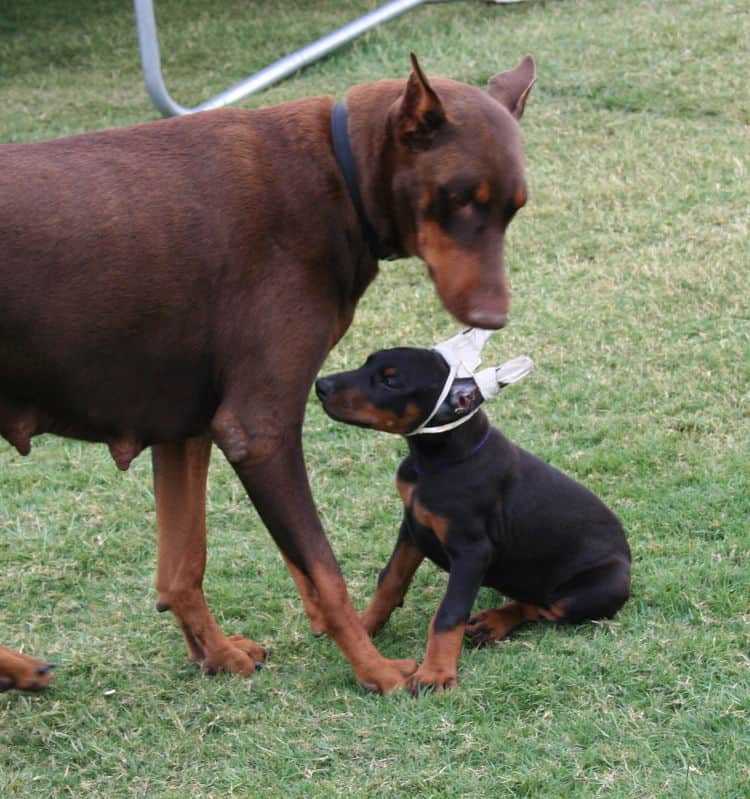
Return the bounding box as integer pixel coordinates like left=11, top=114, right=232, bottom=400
left=108, top=437, right=143, bottom=471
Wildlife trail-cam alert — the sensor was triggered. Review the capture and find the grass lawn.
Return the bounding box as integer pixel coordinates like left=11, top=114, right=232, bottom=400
left=1, top=1, right=748, bottom=796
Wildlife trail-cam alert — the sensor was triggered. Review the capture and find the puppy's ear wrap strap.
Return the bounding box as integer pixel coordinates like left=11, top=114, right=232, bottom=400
left=407, top=361, right=460, bottom=436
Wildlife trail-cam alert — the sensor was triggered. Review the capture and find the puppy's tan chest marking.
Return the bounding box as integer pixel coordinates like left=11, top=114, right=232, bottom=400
left=413, top=498, right=450, bottom=544
left=396, top=477, right=416, bottom=508
left=397, top=478, right=450, bottom=545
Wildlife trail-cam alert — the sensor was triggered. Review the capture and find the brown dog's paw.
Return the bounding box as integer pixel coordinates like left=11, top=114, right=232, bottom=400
left=200, top=635, right=267, bottom=676
left=0, top=647, right=57, bottom=692
left=405, top=665, right=458, bottom=696
left=307, top=619, right=328, bottom=638
left=303, top=606, right=329, bottom=638
left=358, top=657, right=418, bottom=694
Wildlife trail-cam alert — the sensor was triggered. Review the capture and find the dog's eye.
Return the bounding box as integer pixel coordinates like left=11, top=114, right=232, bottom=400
left=447, top=189, right=474, bottom=209
left=380, top=369, right=402, bottom=389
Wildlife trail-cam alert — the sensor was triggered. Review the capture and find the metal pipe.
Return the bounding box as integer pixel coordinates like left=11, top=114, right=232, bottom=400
left=134, top=0, right=429, bottom=117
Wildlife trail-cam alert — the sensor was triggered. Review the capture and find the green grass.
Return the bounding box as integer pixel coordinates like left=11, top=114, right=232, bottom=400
left=1, top=1, right=749, bottom=796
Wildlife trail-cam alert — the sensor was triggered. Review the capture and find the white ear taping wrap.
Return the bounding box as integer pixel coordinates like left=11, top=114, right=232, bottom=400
left=475, top=355, right=534, bottom=400
left=406, top=329, right=532, bottom=437
left=408, top=354, right=533, bottom=436
left=407, top=328, right=491, bottom=436
left=432, top=328, right=493, bottom=378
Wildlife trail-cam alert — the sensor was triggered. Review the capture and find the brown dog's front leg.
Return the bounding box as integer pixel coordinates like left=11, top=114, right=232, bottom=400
left=152, top=435, right=266, bottom=675
left=281, top=553, right=328, bottom=637
left=213, top=408, right=417, bottom=693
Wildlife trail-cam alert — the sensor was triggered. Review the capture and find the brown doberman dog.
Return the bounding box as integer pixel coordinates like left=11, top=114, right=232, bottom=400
left=0, top=54, right=535, bottom=693
left=316, top=338, right=630, bottom=692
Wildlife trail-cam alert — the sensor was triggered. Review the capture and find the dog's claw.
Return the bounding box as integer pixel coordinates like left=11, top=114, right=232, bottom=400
left=198, top=634, right=267, bottom=677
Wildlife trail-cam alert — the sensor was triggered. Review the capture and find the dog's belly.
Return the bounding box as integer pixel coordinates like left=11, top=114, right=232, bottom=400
left=0, top=131, right=226, bottom=457
left=0, top=355, right=218, bottom=461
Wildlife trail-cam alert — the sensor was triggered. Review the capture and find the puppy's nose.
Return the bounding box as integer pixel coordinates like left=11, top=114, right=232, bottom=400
left=315, top=377, right=334, bottom=400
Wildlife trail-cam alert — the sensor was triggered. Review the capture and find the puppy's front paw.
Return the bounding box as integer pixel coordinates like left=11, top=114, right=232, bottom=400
left=406, top=665, right=458, bottom=696
left=358, top=657, right=418, bottom=694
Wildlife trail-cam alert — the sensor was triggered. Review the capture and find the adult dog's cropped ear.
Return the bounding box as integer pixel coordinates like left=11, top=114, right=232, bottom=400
left=395, top=53, right=447, bottom=149
left=487, top=55, right=536, bottom=120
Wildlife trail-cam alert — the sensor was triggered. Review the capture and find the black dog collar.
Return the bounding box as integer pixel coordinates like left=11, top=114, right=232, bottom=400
left=330, top=101, right=396, bottom=261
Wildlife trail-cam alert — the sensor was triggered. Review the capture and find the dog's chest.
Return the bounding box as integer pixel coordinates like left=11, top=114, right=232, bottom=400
left=398, top=475, right=453, bottom=552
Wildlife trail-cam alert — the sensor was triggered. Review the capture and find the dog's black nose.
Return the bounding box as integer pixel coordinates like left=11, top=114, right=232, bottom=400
left=315, top=377, right=333, bottom=400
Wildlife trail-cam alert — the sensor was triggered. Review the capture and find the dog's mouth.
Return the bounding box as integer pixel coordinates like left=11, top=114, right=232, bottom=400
left=439, top=283, right=510, bottom=331
left=315, top=383, right=372, bottom=427
left=315, top=380, right=422, bottom=434
left=426, top=267, right=510, bottom=331
left=321, top=400, right=372, bottom=429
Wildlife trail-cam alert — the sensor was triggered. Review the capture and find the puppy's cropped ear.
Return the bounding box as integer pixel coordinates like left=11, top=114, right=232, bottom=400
left=487, top=55, right=536, bottom=119
left=396, top=53, right=447, bottom=149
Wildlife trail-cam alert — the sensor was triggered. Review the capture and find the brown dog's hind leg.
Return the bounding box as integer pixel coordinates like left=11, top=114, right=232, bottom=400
left=0, top=646, right=56, bottom=691
left=465, top=601, right=564, bottom=646
left=153, top=435, right=266, bottom=676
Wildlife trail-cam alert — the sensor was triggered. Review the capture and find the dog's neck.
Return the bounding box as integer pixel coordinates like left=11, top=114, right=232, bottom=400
left=406, top=410, right=491, bottom=475
left=331, top=102, right=396, bottom=260
left=342, top=81, right=411, bottom=261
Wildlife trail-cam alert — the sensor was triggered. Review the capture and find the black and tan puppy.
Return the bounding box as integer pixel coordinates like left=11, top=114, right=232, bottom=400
left=316, top=338, right=630, bottom=692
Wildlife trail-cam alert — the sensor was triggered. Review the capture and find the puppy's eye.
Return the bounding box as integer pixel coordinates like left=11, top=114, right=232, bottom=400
left=380, top=369, right=402, bottom=389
